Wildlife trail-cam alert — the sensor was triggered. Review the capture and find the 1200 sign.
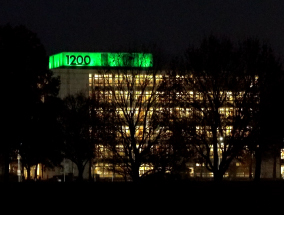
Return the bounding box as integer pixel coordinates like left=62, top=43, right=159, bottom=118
left=66, top=55, right=91, bottom=65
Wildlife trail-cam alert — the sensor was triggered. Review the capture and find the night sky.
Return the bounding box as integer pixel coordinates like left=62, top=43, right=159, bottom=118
left=0, top=0, right=283, bottom=59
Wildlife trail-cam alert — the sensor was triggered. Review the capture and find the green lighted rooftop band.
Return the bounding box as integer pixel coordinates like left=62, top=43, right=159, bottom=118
left=49, top=52, right=153, bottom=69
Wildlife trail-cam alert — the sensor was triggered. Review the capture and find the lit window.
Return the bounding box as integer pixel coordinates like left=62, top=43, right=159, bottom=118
left=281, top=149, right=284, bottom=159
left=219, top=108, right=225, bottom=115
left=226, top=126, right=233, bottom=136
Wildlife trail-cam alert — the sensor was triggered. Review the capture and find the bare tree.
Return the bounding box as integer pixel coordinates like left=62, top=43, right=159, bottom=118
left=60, top=93, right=97, bottom=181
left=93, top=55, right=170, bottom=182
left=154, top=68, right=195, bottom=179
left=237, top=38, right=283, bottom=181
left=184, top=36, right=260, bottom=181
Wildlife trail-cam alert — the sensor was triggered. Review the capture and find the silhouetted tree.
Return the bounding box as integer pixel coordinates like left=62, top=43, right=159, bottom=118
left=94, top=60, right=171, bottom=182
left=152, top=67, right=194, bottom=179
left=60, top=93, right=97, bottom=181
left=19, top=94, right=63, bottom=180
left=0, top=24, right=59, bottom=181
left=239, top=39, right=283, bottom=181
left=184, top=36, right=261, bottom=182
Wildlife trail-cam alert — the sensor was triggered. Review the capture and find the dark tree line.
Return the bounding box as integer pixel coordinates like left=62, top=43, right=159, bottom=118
left=165, top=36, right=283, bottom=182
left=0, top=25, right=283, bottom=183
left=0, top=24, right=61, bottom=181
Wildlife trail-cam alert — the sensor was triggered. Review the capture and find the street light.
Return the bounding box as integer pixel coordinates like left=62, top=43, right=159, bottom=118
left=218, top=137, right=224, bottom=169
left=63, top=157, right=65, bottom=182
left=17, top=153, right=21, bottom=182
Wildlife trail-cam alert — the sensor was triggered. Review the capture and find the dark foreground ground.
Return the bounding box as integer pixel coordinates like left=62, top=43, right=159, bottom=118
left=0, top=180, right=283, bottom=215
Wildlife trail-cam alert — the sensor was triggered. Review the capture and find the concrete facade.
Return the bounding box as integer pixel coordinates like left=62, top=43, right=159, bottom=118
left=54, top=68, right=93, bottom=99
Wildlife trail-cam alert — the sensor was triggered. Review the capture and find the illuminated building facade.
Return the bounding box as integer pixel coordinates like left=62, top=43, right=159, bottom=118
left=46, top=52, right=283, bottom=181
left=50, top=52, right=156, bottom=181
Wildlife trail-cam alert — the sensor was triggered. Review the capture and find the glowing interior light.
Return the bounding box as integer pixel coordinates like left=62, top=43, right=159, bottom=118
left=49, top=52, right=153, bottom=69
left=280, top=149, right=284, bottom=159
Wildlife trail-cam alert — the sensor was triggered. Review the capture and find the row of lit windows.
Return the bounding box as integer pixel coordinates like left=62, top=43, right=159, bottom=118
left=195, top=126, right=233, bottom=137
left=97, top=106, right=235, bottom=119
left=88, top=74, right=246, bottom=101
left=89, top=74, right=164, bottom=85
left=196, top=162, right=241, bottom=167
left=89, top=74, right=163, bottom=78
left=94, top=163, right=154, bottom=178
left=88, top=73, right=257, bottom=84
left=98, top=142, right=230, bottom=157
left=94, top=166, right=252, bottom=178
left=94, top=156, right=258, bottom=179
left=89, top=91, right=239, bottom=106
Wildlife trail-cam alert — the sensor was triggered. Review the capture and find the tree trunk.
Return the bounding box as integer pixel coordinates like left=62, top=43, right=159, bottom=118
left=273, top=151, right=277, bottom=179
left=212, top=132, right=219, bottom=175
left=34, top=164, right=38, bottom=180
left=88, top=159, right=92, bottom=181
left=26, top=166, right=31, bottom=180
left=4, top=154, right=10, bottom=182
left=249, top=154, right=253, bottom=180
left=212, top=124, right=220, bottom=182
left=77, top=164, right=84, bottom=181
left=131, top=164, right=140, bottom=182
left=254, top=148, right=261, bottom=182
left=214, top=170, right=223, bottom=182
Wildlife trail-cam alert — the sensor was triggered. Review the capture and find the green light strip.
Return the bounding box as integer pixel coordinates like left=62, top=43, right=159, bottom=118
left=49, top=52, right=153, bottom=69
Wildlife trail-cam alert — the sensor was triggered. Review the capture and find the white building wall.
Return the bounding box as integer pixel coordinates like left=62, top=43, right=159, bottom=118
left=43, top=159, right=90, bottom=181
left=53, top=68, right=94, bottom=99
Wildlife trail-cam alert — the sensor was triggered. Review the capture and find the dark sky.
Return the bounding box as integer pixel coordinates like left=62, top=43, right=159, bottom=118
left=0, top=0, right=283, bottom=59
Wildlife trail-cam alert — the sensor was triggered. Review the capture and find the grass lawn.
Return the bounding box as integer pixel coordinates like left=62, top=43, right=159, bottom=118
left=0, top=180, right=283, bottom=215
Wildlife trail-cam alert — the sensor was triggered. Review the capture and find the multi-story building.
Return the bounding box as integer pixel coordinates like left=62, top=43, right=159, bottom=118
left=50, top=52, right=156, bottom=181
left=35, top=51, right=282, bottom=181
